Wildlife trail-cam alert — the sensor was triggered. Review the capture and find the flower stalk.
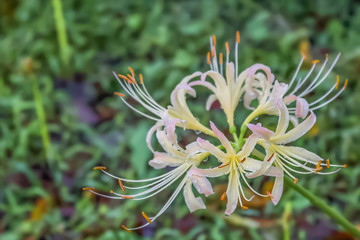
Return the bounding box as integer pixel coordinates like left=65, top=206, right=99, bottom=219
left=284, top=176, right=360, bottom=238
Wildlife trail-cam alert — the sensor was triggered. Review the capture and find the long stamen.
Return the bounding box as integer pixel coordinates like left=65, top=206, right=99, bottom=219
left=235, top=31, right=240, bottom=78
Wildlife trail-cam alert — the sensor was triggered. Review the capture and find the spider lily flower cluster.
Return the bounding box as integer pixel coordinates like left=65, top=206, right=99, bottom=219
left=83, top=32, right=348, bottom=232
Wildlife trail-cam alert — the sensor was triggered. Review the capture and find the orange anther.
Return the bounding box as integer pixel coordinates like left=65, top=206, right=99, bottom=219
left=212, top=35, right=216, bottom=47
left=218, top=163, right=229, bottom=169
left=82, top=187, right=95, bottom=191
left=267, top=191, right=273, bottom=199
left=118, top=74, right=133, bottom=84
left=127, top=74, right=136, bottom=84
left=225, top=41, right=230, bottom=54
left=110, top=190, right=114, bottom=194
left=128, top=67, right=135, bottom=77
left=326, top=159, right=330, bottom=168
left=211, top=47, right=215, bottom=58
left=139, top=73, right=143, bottom=84
left=336, top=75, right=340, bottom=89
left=294, top=178, right=298, bottom=184
left=220, top=192, right=227, bottom=201
left=267, top=153, right=275, bottom=162
left=118, top=179, right=125, bottom=191
left=315, top=166, right=323, bottom=173
left=114, top=92, right=125, bottom=97
left=122, top=196, right=134, bottom=199
left=219, top=52, right=223, bottom=65
left=312, top=60, right=319, bottom=64
left=207, top=52, right=211, bottom=65
left=236, top=31, right=240, bottom=43
left=94, top=166, right=107, bottom=170
left=122, top=225, right=131, bottom=233
left=142, top=211, right=152, bottom=224
left=326, top=53, right=329, bottom=60
left=241, top=205, right=248, bottom=210
left=343, top=79, right=348, bottom=90
left=344, top=164, right=347, bottom=168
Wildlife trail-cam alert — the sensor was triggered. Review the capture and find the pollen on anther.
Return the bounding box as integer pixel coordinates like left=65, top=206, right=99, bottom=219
left=336, top=75, right=340, bottom=89
left=82, top=187, right=95, bottom=191
left=110, top=190, right=114, bottom=194
left=267, top=153, right=275, bottom=162
left=118, top=179, right=125, bottom=191
left=220, top=192, right=227, bottom=201
left=122, top=225, right=131, bottom=233
left=207, top=52, right=211, bottom=65
left=114, top=92, right=125, bottom=97
left=294, top=178, right=298, bottom=184
left=94, top=166, right=107, bottom=170
left=219, top=52, right=223, bottom=65
left=344, top=164, right=347, bottom=168
left=343, top=79, right=348, bottom=90
left=128, top=67, right=135, bottom=77
left=139, top=73, right=143, bottom=84
left=326, top=159, right=330, bottom=168
left=118, top=74, right=132, bottom=83
left=142, top=211, right=152, bottom=224
left=212, top=35, right=216, bottom=47
left=122, top=196, right=134, bottom=199
left=225, top=42, right=230, bottom=54
left=312, top=60, right=319, bottom=64
left=315, top=166, right=323, bottom=173
left=236, top=31, right=240, bottom=43
left=241, top=205, right=248, bottom=210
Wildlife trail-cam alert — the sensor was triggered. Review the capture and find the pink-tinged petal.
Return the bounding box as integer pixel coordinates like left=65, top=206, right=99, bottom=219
left=274, top=99, right=289, bottom=135
left=289, top=115, right=299, bottom=127
left=210, top=121, right=234, bottom=154
left=283, top=94, right=297, bottom=105
left=183, top=179, right=206, bottom=212
left=201, top=72, right=207, bottom=81
left=247, top=63, right=274, bottom=83
left=197, top=137, right=227, bottom=161
left=295, top=97, right=309, bottom=119
left=271, top=81, right=288, bottom=99
left=205, top=94, right=218, bottom=111
left=225, top=170, right=239, bottom=216
left=163, top=117, right=180, bottom=145
left=238, top=134, right=259, bottom=157
left=272, top=112, right=316, bottom=145
left=243, top=90, right=256, bottom=110
left=245, top=152, right=277, bottom=178
left=146, top=121, right=164, bottom=152
left=242, top=157, right=282, bottom=177
left=148, top=152, right=184, bottom=169
left=271, top=165, right=283, bottom=205
left=278, top=146, right=322, bottom=163
left=185, top=141, right=205, bottom=155
left=156, top=131, right=186, bottom=158
left=247, top=123, right=275, bottom=141
left=188, top=168, right=214, bottom=197
left=191, top=165, right=230, bottom=178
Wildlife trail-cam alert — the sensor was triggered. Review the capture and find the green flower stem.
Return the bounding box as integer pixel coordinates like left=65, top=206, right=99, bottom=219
left=52, top=0, right=70, bottom=66
left=284, top=176, right=360, bottom=238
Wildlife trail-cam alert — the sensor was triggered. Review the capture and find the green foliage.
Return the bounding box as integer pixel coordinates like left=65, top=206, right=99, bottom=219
left=1, top=0, right=360, bottom=239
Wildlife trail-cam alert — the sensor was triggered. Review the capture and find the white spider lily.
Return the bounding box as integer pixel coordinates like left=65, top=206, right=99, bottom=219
left=113, top=69, right=213, bottom=136
left=247, top=100, right=346, bottom=204
left=83, top=119, right=213, bottom=231
left=192, top=122, right=282, bottom=215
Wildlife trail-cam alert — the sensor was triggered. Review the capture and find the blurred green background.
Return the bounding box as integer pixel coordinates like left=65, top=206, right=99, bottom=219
left=1, top=0, right=360, bottom=239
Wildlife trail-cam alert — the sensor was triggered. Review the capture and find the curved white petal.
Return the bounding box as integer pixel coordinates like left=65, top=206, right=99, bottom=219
left=225, top=170, right=239, bottom=216
left=271, top=81, right=288, bottom=99
left=273, top=99, right=289, bottom=136
left=205, top=94, right=218, bottom=111
left=156, top=131, right=186, bottom=158
left=188, top=168, right=214, bottom=197
left=295, top=97, right=309, bottom=119
left=196, top=137, right=227, bottom=160
left=272, top=112, right=316, bottom=145
left=271, top=164, right=283, bottom=206
left=148, top=152, right=184, bottom=169
left=278, top=145, right=322, bottom=163
left=247, top=123, right=275, bottom=141
left=146, top=121, right=164, bottom=152
left=192, top=165, right=230, bottom=178
left=210, top=121, right=234, bottom=154
left=238, top=134, right=259, bottom=157
left=183, top=179, right=206, bottom=213
left=245, top=151, right=277, bottom=178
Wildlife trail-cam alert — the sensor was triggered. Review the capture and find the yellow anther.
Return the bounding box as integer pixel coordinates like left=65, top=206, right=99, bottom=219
left=114, top=92, right=125, bottom=97
left=220, top=192, right=227, bottom=201
left=336, top=75, right=340, bottom=89
left=122, top=196, right=134, bottom=199
left=122, top=225, right=131, bottom=233
left=326, top=159, right=330, bottom=168
left=110, top=190, right=114, bottom=194
left=294, top=178, right=298, bottom=184
left=142, top=211, right=152, bottom=224
left=236, top=31, right=240, bottom=43
left=118, top=179, right=125, bottom=192
left=139, top=73, right=143, bottom=85
left=225, top=41, right=230, bottom=54
left=219, top=52, right=223, bottom=65
left=212, top=35, right=216, bottom=47
left=128, top=67, right=135, bottom=77
left=207, top=52, right=211, bottom=65
left=343, top=79, right=348, bottom=90
left=82, top=187, right=95, bottom=191
left=241, top=205, right=248, bottom=210
left=93, top=166, right=107, bottom=170
left=312, top=60, right=319, bottom=64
